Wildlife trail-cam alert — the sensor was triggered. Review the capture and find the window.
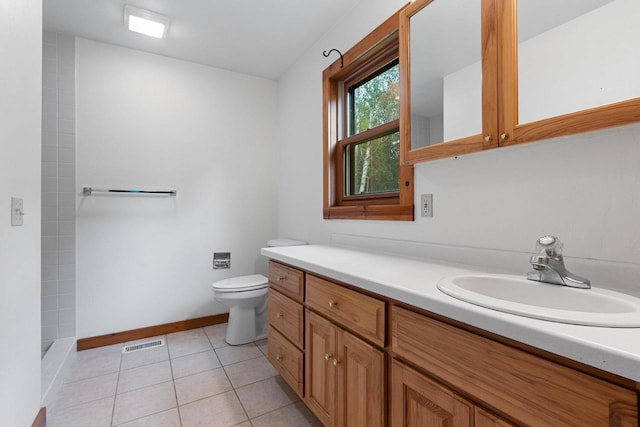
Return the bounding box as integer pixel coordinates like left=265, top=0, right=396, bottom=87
left=323, top=10, right=413, bottom=220
left=345, top=61, right=400, bottom=197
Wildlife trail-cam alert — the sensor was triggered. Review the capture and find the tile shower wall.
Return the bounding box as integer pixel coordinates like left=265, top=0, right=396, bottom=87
left=42, top=31, right=76, bottom=352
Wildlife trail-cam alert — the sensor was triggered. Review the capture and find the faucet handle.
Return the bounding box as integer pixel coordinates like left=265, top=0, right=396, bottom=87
left=535, top=235, right=563, bottom=257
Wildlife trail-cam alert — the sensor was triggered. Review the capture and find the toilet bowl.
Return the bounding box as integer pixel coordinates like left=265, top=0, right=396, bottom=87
left=212, top=274, right=269, bottom=345
left=212, top=238, right=306, bottom=345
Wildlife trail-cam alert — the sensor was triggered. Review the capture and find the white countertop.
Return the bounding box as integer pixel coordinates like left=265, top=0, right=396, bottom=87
left=261, top=244, right=640, bottom=382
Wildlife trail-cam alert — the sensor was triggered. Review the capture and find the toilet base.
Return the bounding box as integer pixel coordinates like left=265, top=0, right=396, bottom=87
left=224, top=302, right=268, bottom=345
left=225, top=306, right=258, bottom=345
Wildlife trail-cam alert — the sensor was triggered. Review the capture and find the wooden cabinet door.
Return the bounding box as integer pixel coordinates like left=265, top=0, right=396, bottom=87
left=391, top=360, right=472, bottom=427
left=336, top=331, right=385, bottom=427
left=305, top=310, right=337, bottom=426
left=399, top=0, right=499, bottom=164
left=497, top=0, right=640, bottom=148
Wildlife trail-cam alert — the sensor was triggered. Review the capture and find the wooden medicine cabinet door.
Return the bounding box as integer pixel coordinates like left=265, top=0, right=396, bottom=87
left=400, top=0, right=499, bottom=164
left=499, top=0, right=640, bottom=146
left=401, top=0, right=640, bottom=163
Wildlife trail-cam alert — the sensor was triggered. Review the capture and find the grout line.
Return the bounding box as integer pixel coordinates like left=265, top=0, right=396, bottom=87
left=110, top=346, right=124, bottom=427
left=167, top=349, right=184, bottom=427
left=110, top=405, right=179, bottom=426
left=214, top=335, right=261, bottom=424
left=224, top=366, right=252, bottom=425
left=249, top=401, right=301, bottom=424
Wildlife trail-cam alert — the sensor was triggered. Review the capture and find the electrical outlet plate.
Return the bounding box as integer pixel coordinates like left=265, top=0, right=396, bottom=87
left=420, top=194, right=433, bottom=218
left=11, top=197, right=24, bottom=226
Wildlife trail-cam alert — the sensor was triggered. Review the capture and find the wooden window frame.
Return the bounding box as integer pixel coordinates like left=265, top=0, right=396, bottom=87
left=323, top=10, right=414, bottom=221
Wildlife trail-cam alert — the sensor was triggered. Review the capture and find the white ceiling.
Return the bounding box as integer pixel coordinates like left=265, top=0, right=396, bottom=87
left=44, top=0, right=362, bottom=80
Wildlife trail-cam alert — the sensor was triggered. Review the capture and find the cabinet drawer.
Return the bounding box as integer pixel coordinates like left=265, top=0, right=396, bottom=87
left=268, top=288, right=304, bottom=348
left=306, top=275, right=385, bottom=347
left=268, top=326, right=303, bottom=398
left=269, top=261, right=304, bottom=302
left=392, top=306, right=638, bottom=427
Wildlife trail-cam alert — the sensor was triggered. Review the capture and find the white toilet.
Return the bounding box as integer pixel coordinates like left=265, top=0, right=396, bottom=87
left=212, top=238, right=306, bottom=345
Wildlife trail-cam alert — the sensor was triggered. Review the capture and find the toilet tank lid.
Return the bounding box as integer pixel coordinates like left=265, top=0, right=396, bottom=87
left=267, top=238, right=307, bottom=247
left=212, top=274, right=268, bottom=291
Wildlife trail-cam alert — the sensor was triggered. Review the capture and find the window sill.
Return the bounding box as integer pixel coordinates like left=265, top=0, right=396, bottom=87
left=323, top=204, right=414, bottom=221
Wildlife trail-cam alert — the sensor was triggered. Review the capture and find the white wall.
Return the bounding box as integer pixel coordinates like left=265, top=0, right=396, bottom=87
left=76, top=39, right=278, bottom=338
left=275, top=0, right=640, bottom=293
left=0, top=0, right=43, bottom=424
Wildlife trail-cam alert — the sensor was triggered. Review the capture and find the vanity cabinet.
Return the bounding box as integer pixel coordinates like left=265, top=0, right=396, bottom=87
left=400, top=0, right=640, bottom=164
left=391, top=305, right=638, bottom=426
left=305, top=274, right=386, bottom=427
left=267, top=262, right=305, bottom=398
left=266, top=260, right=639, bottom=427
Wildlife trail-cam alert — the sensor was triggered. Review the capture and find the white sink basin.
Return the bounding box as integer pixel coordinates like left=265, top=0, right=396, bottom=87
left=437, top=274, right=640, bottom=327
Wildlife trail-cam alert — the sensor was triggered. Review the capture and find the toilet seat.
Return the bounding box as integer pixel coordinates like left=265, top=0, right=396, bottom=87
left=212, top=274, right=268, bottom=293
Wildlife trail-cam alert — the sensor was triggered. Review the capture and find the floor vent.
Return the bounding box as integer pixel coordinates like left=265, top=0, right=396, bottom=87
left=122, top=339, right=165, bottom=354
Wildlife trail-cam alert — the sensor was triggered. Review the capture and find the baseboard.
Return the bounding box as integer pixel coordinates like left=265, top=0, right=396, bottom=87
left=32, top=407, right=46, bottom=427
left=77, top=313, right=229, bottom=351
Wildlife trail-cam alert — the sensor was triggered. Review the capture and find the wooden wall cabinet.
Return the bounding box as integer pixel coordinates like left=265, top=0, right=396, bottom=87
left=400, top=0, right=498, bottom=164
left=400, top=0, right=640, bottom=164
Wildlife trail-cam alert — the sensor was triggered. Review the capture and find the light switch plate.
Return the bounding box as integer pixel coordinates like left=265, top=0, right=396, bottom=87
left=11, top=197, right=24, bottom=226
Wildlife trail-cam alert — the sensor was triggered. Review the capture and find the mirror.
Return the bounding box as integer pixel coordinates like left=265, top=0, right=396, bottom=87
left=409, top=0, right=482, bottom=150
left=517, top=0, right=640, bottom=124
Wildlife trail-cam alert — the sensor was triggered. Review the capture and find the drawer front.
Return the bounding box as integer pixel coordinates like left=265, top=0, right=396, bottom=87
left=268, top=288, right=304, bottom=348
left=306, top=275, right=385, bottom=347
left=392, top=306, right=638, bottom=427
left=268, top=326, right=303, bottom=398
left=268, top=261, right=304, bottom=302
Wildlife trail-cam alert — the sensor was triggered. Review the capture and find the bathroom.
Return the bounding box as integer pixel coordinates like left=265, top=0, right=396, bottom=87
left=2, top=0, right=640, bottom=425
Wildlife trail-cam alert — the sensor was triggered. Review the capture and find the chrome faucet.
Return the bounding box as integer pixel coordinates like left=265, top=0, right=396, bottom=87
left=526, top=236, right=591, bottom=289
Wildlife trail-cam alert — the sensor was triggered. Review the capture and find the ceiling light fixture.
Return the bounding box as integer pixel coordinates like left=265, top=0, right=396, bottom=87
left=124, top=5, right=170, bottom=39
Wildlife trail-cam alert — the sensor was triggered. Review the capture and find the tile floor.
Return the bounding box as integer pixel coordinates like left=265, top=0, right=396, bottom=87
left=47, top=324, right=323, bottom=427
